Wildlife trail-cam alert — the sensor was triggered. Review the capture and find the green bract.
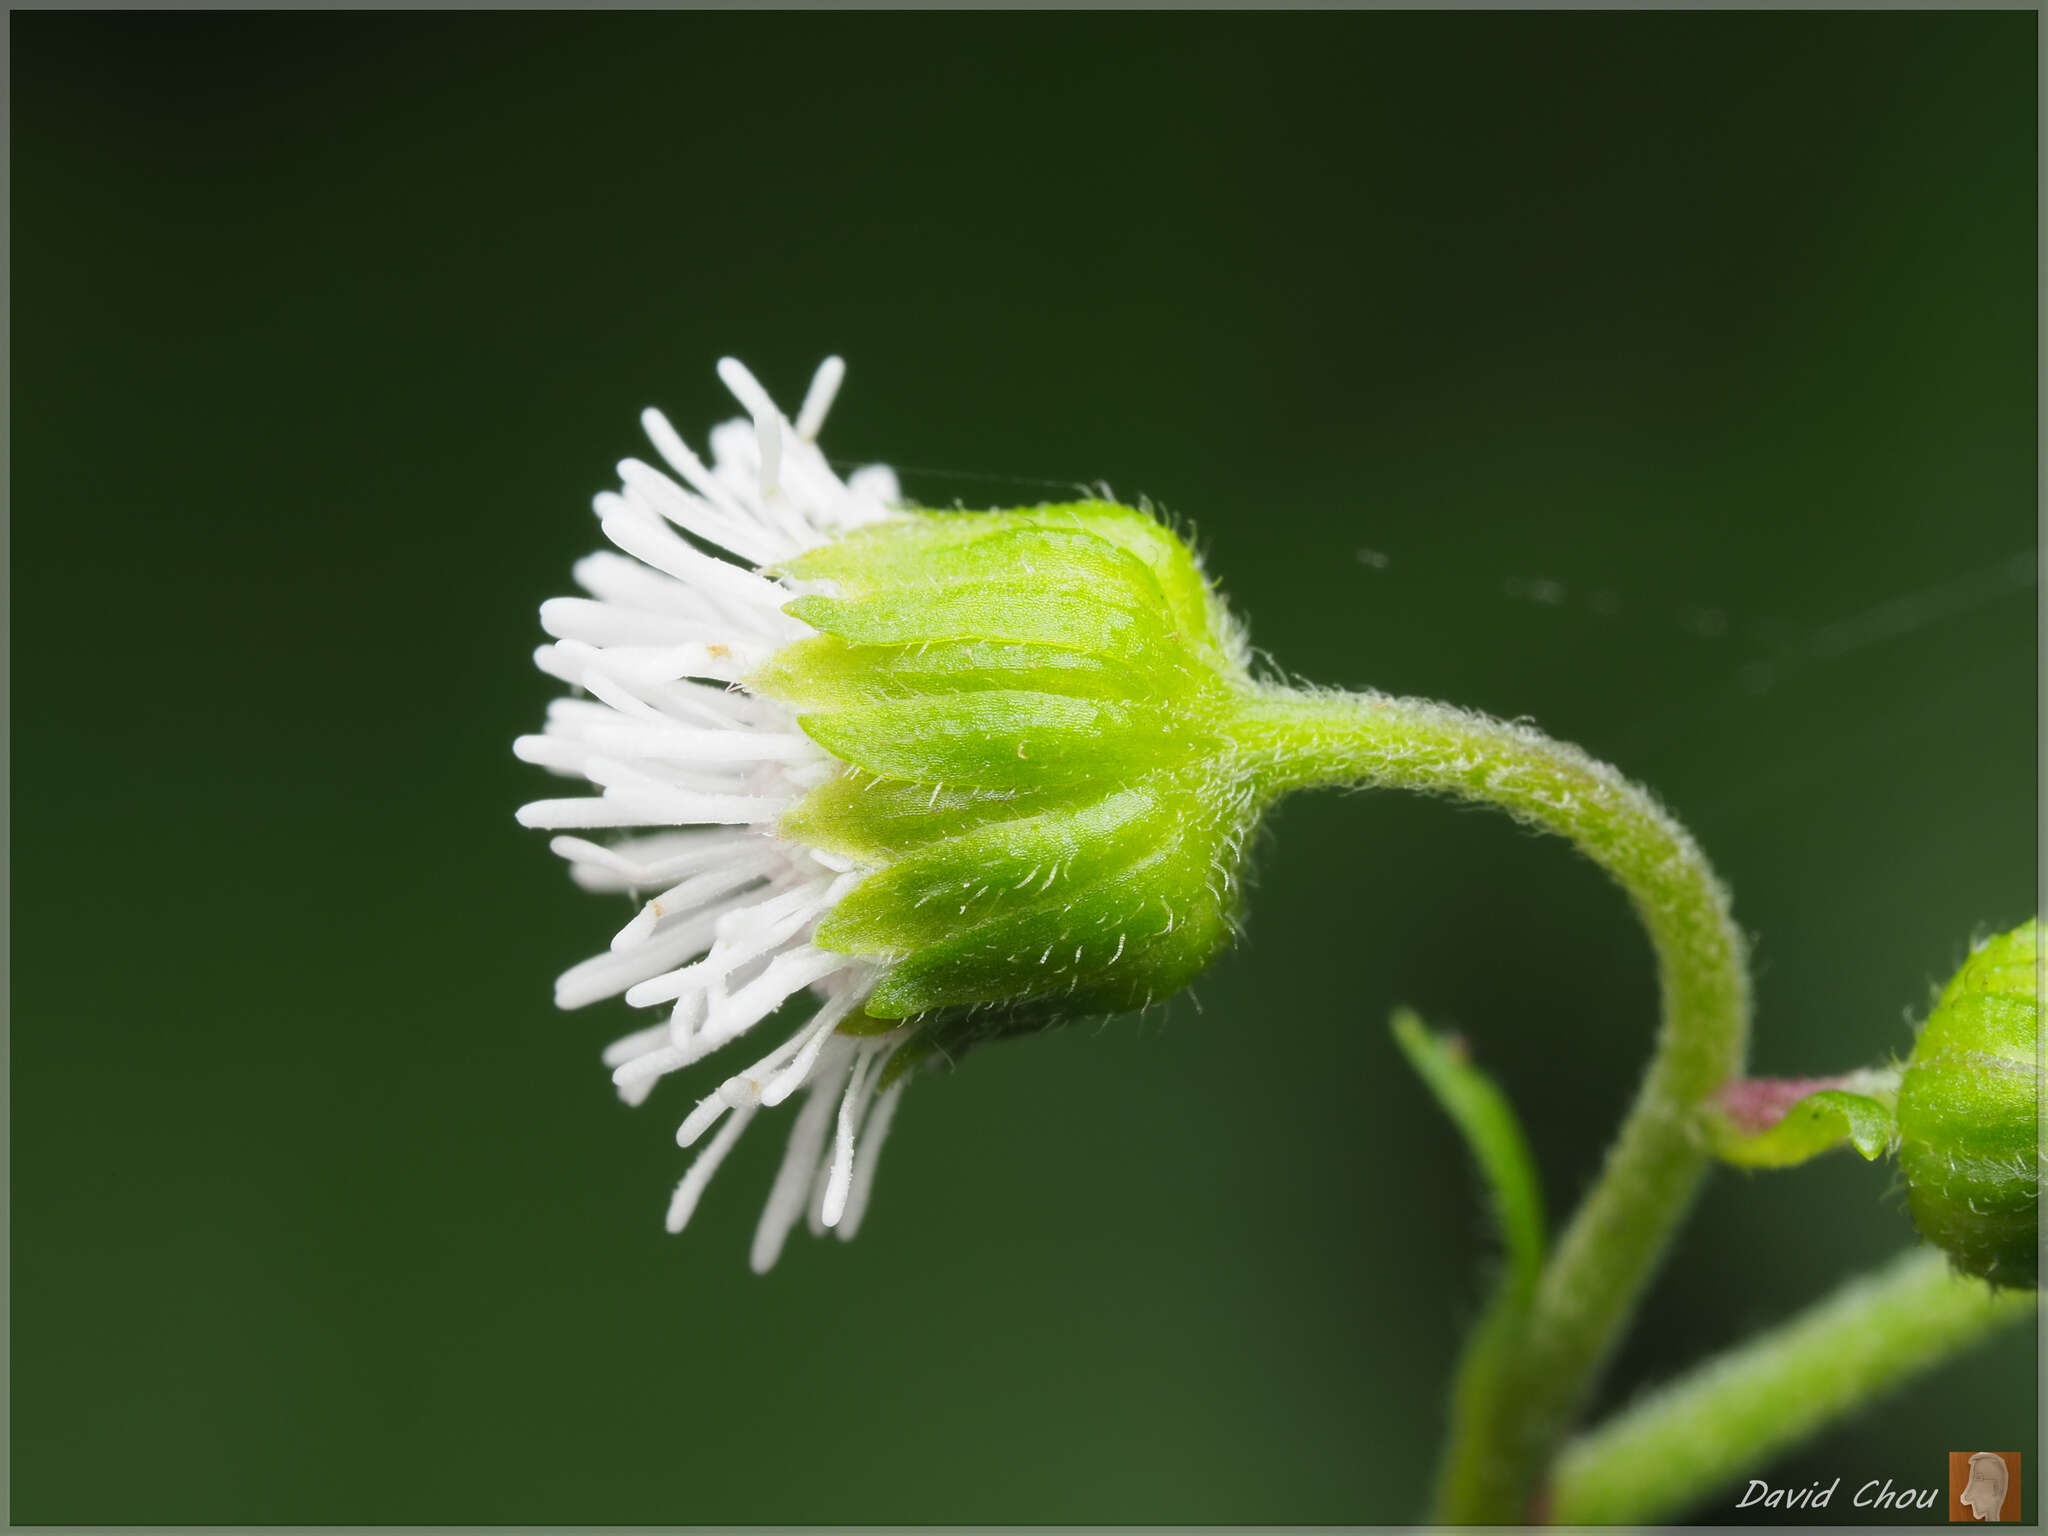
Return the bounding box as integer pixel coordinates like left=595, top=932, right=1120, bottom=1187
left=751, top=502, right=1262, bottom=1052
left=1895, top=921, right=2042, bottom=1289
left=1708, top=1084, right=1896, bottom=1169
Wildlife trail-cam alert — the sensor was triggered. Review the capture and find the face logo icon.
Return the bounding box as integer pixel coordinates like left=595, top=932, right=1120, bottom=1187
left=1950, top=1451, right=2021, bottom=1522
left=1963, top=1456, right=2007, bottom=1520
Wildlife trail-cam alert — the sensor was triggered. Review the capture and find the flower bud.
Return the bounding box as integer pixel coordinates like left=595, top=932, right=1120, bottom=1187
left=1895, top=921, right=2042, bottom=1288
left=753, top=502, right=1262, bottom=1040
left=518, top=360, right=1286, bottom=1258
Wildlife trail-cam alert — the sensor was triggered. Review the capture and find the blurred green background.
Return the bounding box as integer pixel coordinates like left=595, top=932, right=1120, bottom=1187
left=12, top=13, right=2036, bottom=1525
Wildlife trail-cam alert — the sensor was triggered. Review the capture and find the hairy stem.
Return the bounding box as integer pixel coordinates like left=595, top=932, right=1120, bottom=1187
left=1233, top=689, right=1751, bottom=1520
left=1552, top=1246, right=2035, bottom=1523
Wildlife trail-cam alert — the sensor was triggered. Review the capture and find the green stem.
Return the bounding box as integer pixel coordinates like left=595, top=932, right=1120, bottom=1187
left=1233, top=689, right=1751, bottom=1521
left=1552, top=1246, right=2034, bottom=1523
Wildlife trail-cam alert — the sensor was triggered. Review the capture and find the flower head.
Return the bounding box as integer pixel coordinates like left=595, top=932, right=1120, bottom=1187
left=517, top=358, right=1262, bottom=1267
left=1895, top=919, right=2041, bottom=1289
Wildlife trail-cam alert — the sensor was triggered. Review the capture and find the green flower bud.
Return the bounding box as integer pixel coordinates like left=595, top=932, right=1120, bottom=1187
left=517, top=360, right=1287, bottom=1260
left=753, top=501, right=1262, bottom=1047
left=1895, top=921, right=2042, bottom=1288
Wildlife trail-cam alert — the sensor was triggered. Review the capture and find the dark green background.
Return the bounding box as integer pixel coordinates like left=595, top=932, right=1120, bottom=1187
left=13, top=13, right=2037, bottom=1525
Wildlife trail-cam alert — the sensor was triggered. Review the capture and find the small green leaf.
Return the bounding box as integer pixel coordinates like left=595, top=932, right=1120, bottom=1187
left=798, top=691, right=1156, bottom=790
left=1394, top=1009, right=1551, bottom=1520
left=786, top=579, right=1163, bottom=657
left=1709, top=1088, right=1895, bottom=1169
left=781, top=503, right=1235, bottom=663
left=778, top=773, right=1071, bottom=865
left=817, top=786, right=1172, bottom=952
left=780, top=511, right=1110, bottom=594
left=863, top=831, right=1234, bottom=1019
left=1391, top=1009, right=1546, bottom=1300
left=752, top=634, right=1147, bottom=708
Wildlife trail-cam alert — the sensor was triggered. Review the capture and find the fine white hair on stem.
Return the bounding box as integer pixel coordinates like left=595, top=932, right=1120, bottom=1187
left=517, top=357, right=916, bottom=1261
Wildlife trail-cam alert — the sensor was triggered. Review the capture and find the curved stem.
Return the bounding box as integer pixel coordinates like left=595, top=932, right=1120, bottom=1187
left=1551, top=1246, right=2034, bottom=1523
left=1232, top=689, right=1751, bottom=1521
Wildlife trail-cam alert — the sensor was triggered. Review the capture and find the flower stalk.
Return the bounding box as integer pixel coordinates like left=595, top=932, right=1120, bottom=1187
left=1229, top=689, right=1751, bottom=1522
left=1550, top=1246, right=2034, bottom=1524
